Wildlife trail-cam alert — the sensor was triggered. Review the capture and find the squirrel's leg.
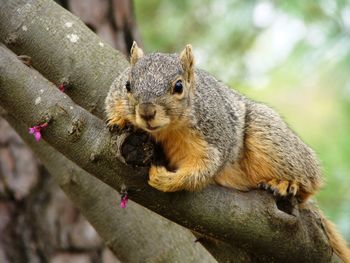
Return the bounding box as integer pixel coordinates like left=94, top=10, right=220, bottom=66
left=148, top=164, right=214, bottom=192
left=148, top=128, right=219, bottom=192
left=239, top=102, right=322, bottom=202
left=148, top=147, right=219, bottom=192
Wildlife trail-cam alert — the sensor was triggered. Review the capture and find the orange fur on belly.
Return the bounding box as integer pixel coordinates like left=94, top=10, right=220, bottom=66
left=153, top=125, right=208, bottom=169
left=215, top=130, right=277, bottom=191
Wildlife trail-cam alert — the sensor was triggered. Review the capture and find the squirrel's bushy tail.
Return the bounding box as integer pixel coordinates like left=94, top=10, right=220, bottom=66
left=323, top=217, right=350, bottom=263
left=304, top=202, right=350, bottom=262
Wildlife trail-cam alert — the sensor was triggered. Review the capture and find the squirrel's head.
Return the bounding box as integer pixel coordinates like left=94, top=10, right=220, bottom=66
left=126, top=41, right=195, bottom=133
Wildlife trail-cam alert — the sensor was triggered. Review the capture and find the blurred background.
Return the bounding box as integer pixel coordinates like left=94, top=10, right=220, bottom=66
left=1, top=1, right=349, bottom=262
left=133, top=0, right=350, bottom=239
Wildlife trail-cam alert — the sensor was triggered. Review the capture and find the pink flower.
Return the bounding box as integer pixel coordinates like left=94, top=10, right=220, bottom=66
left=120, top=193, right=129, bottom=209
left=28, top=123, right=48, bottom=141
left=58, top=83, right=65, bottom=92
left=58, top=82, right=69, bottom=92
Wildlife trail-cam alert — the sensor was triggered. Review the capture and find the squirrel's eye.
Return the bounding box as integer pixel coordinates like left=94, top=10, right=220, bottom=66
left=173, top=80, right=183, bottom=94
left=125, top=81, right=131, bottom=93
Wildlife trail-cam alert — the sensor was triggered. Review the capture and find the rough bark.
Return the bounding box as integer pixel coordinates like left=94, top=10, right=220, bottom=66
left=0, top=0, right=127, bottom=118
left=0, top=0, right=343, bottom=262
left=1, top=111, right=215, bottom=263
left=0, top=0, right=218, bottom=262
left=0, top=117, right=120, bottom=263
left=0, top=20, right=339, bottom=263
left=61, top=0, right=142, bottom=53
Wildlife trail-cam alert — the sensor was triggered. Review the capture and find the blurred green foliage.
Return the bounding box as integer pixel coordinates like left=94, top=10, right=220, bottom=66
left=134, top=0, right=350, bottom=239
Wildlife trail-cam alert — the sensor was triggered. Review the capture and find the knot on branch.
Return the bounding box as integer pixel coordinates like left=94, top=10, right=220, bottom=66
left=68, top=117, right=84, bottom=142
left=113, top=130, right=169, bottom=168
left=113, top=130, right=152, bottom=166
left=4, top=33, right=20, bottom=46
left=121, top=131, right=153, bottom=166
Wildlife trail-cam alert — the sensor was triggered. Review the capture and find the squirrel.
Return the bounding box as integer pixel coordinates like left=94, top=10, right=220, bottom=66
left=105, top=42, right=350, bottom=262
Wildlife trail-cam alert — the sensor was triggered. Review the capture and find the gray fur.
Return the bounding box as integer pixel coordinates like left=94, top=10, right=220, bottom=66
left=106, top=51, right=322, bottom=193
left=243, top=100, right=322, bottom=191
left=190, top=69, right=246, bottom=171
left=130, top=53, right=184, bottom=102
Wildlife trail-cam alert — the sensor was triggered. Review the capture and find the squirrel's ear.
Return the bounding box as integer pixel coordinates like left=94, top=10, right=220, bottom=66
left=130, top=41, right=144, bottom=66
left=179, top=44, right=195, bottom=82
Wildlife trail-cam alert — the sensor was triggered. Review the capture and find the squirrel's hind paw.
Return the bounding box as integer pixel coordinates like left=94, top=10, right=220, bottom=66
left=258, top=179, right=299, bottom=198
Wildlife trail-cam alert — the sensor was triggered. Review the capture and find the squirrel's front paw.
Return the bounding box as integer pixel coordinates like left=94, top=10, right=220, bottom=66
left=148, top=165, right=178, bottom=192
left=106, top=118, right=132, bottom=134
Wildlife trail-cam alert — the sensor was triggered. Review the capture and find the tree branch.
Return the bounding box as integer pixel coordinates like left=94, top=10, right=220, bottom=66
left=0, top=0, right=341, bottom=261
left=1, top=111, right=215, bottom=263
left=0, top=0, right=127, bottom=118
left=0, top=41, right=336, bottom=262
left=0, top=0, right=223, bottom=256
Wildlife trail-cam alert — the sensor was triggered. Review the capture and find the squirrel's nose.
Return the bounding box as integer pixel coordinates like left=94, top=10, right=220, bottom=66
left=138, top=103, right=157, bottom=121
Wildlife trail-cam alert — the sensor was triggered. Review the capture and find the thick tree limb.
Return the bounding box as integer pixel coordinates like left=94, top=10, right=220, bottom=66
left=0, top=0, right=341, bottom=261
left=0, top=41, right=337, bottom=263
left=0, top=2, right=217, bottom=261
left=2, top=112, right=215, bottom=263
left=0, top=0, right=127, bottom=118
left=0, top=1, right=248, bottom=260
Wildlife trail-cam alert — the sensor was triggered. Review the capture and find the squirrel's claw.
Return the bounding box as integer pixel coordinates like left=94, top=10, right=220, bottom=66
left=258, top=179, right=299, bottom=199
left=106, top=119, right=133, bottom=134
left=106, top=121, right=117, bottom=132
left=257, top=181, right=269, bottom=190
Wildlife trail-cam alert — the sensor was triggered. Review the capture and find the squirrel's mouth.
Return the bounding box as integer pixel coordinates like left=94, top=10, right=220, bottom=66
left=135, top=106, right=171, bottom=132
left=145, top=124, right=161, bottom=132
